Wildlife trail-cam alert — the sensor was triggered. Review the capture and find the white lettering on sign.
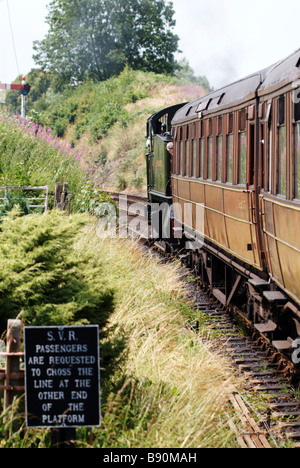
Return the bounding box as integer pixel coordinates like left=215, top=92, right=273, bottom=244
left=24, top=326, right=101, bottom=428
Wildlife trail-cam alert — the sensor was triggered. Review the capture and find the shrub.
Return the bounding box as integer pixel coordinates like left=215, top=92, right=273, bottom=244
left=0, top=209, right=115, bottom=329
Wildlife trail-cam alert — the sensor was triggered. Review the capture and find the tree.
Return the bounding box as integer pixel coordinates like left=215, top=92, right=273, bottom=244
left=175, top=58, right=213, bottom=91
left=110, top=0, right=179, bottom=74
left=33, top=0, right=179, bottom=87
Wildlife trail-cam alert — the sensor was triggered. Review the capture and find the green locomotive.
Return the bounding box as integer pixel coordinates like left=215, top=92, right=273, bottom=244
left=146, top=103, right=186, bottom=206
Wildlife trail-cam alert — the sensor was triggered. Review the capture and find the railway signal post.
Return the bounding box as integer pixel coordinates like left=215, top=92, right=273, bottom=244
left=0, top=76, right=31, bottom=118
left=21, top=76, right=26, bottom=119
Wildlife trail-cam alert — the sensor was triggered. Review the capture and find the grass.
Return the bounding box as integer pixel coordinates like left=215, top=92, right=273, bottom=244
left=73, top=223, right=239, bottom=448
left=0, top=113, right=88, bottom=203
left=0, top=215, right=240, bottom=448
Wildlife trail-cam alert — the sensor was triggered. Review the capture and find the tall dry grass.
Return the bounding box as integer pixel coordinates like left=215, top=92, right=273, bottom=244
left=0, top=216, right=240, bottom=448
left=77, top=223, right=239, bottom=448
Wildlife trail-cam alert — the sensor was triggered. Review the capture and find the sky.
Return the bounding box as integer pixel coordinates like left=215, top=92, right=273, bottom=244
left=0, top=0, right=299, bottom=90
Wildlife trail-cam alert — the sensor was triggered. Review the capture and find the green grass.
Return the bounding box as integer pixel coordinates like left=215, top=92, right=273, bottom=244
left=0, top=113, right=88, bottom=201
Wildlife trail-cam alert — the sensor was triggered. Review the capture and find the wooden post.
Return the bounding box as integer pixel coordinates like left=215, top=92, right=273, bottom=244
left=60, top=183, right=69, bottom=212
left=54, top=184, right=63, bottom=209
left=4, top=319, right=22, bottom=411
left=66, top=193, right=72, bottom=215
left=0, top=340, right=5, bottom=413
left=54, top=183, right=71, bottom=213
left=51, top=428, right=76, bottom=448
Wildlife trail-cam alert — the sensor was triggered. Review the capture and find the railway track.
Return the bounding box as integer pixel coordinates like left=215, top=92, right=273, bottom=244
left=104, top=191, right=300, bottom=448
left=186, top=283, right=300, bottom=448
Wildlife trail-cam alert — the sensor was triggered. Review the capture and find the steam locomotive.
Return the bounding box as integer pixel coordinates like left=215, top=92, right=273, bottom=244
left=146, top=48, right=300, bottom=359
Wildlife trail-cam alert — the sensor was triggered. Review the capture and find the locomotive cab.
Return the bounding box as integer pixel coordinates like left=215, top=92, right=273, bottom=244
left=146, top=103, right=186, bottom=241
left=146, top=103, right=186, bottom=207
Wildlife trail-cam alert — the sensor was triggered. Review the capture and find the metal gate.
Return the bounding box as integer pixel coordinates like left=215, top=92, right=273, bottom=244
left=0, top=186, right=49, bottom=213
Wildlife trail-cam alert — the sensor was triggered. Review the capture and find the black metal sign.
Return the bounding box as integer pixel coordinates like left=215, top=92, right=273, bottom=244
left=24, top=325, right=100, bottom=428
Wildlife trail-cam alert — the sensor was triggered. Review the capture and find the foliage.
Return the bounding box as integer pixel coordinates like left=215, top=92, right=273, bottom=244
left=0, top=113, right=121, bottom=216
left=32, top=66, right=169, bottom=142
left=0, top=215, right=239, bottom=448
left=0, top=64, right=211, bottom=194
left=33, top=0, right=179, bottom=87
left=0, top=192, right=31, bottom=217
left=0, top=209, right=115, bottom=329
left=73, top=182, right=116, bottom=215
left=0, top=113, right=88, bottom=202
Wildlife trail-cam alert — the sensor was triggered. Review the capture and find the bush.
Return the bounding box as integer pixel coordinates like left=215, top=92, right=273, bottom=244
left=0, top=209, right=115, bottom=331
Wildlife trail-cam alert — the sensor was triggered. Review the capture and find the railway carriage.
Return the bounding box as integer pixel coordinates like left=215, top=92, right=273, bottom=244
left=146, top=48, right=300, bottom=359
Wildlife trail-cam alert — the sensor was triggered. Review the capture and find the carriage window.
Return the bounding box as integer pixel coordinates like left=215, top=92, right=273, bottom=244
left=175, top=140, right=179, bottom=174
left=227, top=135, right=234, bottom=183
left=216, top=116, right=223, bottom=181
left=278, top=127, right=287, bottom=196
left=176, top=127, right=182, bottom=175
left=226, top=113, right=234, bottom=183
left=207, top=137, right=213, bottom=179
left=192, top=139, right=197, bottom=177
left=239, top=132, right=247, bottom=185
left=199, top=138, right=204, bottom=178
left=268, top=126, right=272, bottom=193
left=295, top=122, right=300, bottom=199
left=216, top=136, right=223, bottom=181
left=278, top=95, right=285, bottom=125
left=185, top=139, right=190, bottom=177
left=277, top=95, right=286, bottom=196
left=294, top=89, right=300, bottom=122
left=181, top=141, right=186, bottom=176
left=179, top=141, right=183, bottom=175
left=293, top=90, right=300, bottom=198
left=228, top=113, right=234, bottom=134
left=238, top=110, right=247, bottom=185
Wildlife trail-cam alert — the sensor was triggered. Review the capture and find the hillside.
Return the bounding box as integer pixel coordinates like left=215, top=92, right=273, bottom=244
left=24, top=68, right=208, bottom=194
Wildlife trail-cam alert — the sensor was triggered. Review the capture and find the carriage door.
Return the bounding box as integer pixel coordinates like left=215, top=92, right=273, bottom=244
left=250, top=115, right=265, bottom=268
left=248, top=123, right=255, bottom=187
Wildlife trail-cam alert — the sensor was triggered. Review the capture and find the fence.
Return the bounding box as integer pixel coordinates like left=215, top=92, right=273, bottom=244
left=0, top=183, right=72, bottom=215
left=0, top=186, right=49, bottom=213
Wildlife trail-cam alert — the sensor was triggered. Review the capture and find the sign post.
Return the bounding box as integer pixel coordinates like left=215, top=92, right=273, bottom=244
left=21, top=76, right=26, bottom=119
left=24, top=325, right=101, bottom=445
